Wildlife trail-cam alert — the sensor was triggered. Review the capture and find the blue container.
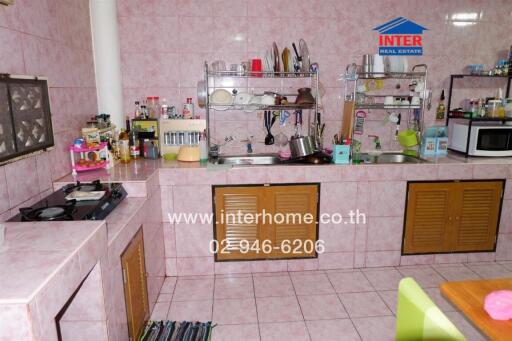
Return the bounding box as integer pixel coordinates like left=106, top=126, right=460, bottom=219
left=421, top=126, right=448, bottom=157
left=332, top=144, right=351, bottom=164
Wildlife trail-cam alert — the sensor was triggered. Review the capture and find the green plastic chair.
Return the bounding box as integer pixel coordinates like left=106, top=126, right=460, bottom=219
left=396, top=277, right=467, bottom=341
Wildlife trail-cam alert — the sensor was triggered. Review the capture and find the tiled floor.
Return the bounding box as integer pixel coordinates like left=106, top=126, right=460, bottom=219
left=151, top=261, right=512, bottom=340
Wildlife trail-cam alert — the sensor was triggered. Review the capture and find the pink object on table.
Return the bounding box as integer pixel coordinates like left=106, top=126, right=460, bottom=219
left=484, top=290, right=512, bottom=321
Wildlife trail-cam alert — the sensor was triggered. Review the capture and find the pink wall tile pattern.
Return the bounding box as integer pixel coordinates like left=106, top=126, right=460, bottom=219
left=0, top=0, right=97, bottom=221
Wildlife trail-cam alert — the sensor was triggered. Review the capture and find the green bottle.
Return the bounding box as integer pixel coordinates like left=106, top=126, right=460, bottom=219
left=436, top=89, right=446, bottom=120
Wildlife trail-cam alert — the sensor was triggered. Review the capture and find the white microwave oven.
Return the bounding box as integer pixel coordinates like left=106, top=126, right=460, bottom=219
left=449, top=121, right=512, bottom=157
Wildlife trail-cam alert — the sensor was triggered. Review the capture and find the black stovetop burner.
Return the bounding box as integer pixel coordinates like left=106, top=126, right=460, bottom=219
left=63, top=179, right=104, bottom=194
left=9, top=180, right=127, bottom=222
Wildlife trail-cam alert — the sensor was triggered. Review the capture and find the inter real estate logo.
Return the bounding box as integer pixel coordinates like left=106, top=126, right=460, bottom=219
left=374, top=17, right=428, bottom=56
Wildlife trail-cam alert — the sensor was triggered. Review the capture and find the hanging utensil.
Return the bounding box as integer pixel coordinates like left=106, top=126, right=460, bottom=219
left=271, top=111, right=278, bottom=128
left=395, top=113, right=401, bottom=137
left=315, top=112, right=321, bottom=134
left=264, top=111, right=274, bottom=145
left=294, top=109, right=303, bottom=137
left=292, top=42, right=302, bottom=72
left=279, top=110, right=291, bottom=126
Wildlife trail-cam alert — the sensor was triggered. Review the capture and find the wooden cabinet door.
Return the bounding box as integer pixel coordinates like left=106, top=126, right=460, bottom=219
left=403, top=183, right=455, bottom=254
left=214, top=186, right=268, bottom=261
left=450, top=181, right=502, bottom=252
left=121, top=227, right=149, bottom=340
left=214, top=184, right=319, bottom=261
left=268, top=185, right=318, bottom=258
left=404, top=181, right=503, bottom=255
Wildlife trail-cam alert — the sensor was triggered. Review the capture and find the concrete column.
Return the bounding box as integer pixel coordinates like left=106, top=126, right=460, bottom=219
left=90, top=0, right=124, bottom=130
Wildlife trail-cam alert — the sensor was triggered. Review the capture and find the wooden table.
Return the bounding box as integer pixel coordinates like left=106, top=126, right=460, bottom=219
left=440, top=278, right=512, bottom=340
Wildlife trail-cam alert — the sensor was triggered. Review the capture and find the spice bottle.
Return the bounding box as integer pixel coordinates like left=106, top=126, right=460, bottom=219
left=118, top=129, right=131, bottom=163
left=436, top=90, right=446, bottom=120
left=183, top=98, right=194, bottom=119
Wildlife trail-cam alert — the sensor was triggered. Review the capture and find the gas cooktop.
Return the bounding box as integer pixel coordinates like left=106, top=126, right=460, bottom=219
left=8, top=180, right=127, bottom=222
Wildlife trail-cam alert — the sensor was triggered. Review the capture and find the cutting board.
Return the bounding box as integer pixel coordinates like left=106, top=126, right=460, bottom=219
left=340, top=100, right=355, bottom=140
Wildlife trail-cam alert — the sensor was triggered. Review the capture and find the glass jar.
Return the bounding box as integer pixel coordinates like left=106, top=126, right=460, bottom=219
left=506, top=99, right=512, bottom=118
left=486, top=100, right=504, bottom=118
left=146, top=96, right=160, bottom=118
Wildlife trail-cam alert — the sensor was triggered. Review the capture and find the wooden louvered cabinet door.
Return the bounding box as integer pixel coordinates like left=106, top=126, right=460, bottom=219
left=268, top=185, right=318, bottom=258
left=214, top=184, right=319, bottom=261
left=121, top=227, right=149, bottom=340
left=450, top=181, right=502, bottom=252
left=403, top=183, right=455, bottom=254
left=214, top=186, right=268, bottom=260
left=403, top=181, right=504, bottom=255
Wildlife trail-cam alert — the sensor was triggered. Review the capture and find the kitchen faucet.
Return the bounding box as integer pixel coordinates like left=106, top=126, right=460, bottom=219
left=240, top=136, right=254, bottom=154
left=368, top=135, right=382, bottom=150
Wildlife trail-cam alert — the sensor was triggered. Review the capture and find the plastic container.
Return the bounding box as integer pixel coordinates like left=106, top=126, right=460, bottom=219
left=163, top=153, right=177, bottom=161
left=468, top=64, right=484, bottom=75
left=421, top=126, right=448, bottom=157
left=332, top=144, right=351, bottom=164
left=397, top=129, right=418, bottom=147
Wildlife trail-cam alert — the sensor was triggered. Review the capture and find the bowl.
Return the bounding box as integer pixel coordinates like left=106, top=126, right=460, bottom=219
left=210, top=89, right=233, bottom=105
left=234, top=92, right=252, bottom=105
left=177, top=146, right=200, bottom=162
left=163, top=153, right=178, bottom=161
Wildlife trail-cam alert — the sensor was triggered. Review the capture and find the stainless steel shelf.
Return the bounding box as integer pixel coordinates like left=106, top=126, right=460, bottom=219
left=355, top=104, right=422, bottom=110
left=207, top=70, right=317, bottom=78
left=356, top=71, right=426, bottom=79
left=208, top=103, right=315, bottom=110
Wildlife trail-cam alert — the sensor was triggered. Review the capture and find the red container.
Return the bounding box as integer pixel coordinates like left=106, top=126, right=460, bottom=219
left=251, top=58, right=262, bottom=77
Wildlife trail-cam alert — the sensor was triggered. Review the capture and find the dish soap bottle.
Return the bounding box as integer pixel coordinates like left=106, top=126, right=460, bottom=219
left=436, top=89, right=446, bottom=120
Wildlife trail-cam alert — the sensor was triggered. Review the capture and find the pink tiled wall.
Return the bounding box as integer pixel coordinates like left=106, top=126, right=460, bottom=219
left=0, top=0, right=97, bottom=220
left=118, top=0, right=512, bottom=153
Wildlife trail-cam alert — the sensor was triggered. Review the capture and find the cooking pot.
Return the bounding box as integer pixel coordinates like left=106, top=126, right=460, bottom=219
left=289, top=135, right=317, bottom=158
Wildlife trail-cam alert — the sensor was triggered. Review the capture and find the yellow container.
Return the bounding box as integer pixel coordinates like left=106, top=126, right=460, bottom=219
left=397, top=129, right=418, bottom=147
left=163, top=153, right=178, bottom=161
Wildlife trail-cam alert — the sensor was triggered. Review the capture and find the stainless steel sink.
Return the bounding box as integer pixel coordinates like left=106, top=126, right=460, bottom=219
left=357, top=152, right=427, bottom=164
left=214, top=154, right=283, bottom=165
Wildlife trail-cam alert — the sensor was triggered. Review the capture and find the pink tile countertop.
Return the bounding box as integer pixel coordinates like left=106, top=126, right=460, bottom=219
left=105, top=196, right=146, bottom=245
left=55, top=158, right=161, bottom=183
left=52, top=152, right=512, bottom=186
left=0, top=220, right=106, bottom=304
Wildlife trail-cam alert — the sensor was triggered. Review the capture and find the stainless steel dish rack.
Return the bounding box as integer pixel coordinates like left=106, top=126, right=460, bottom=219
left=342, top=64, right=429, bottom=154
left=203, top=62, right=320, bottom=158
